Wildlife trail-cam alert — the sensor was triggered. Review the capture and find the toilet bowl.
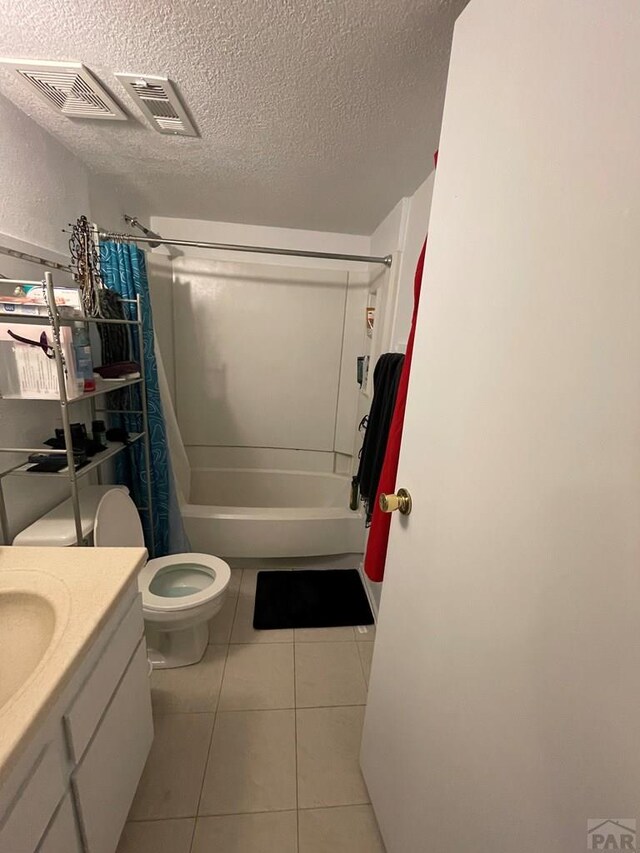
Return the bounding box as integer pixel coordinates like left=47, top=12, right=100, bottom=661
left=94, top=489, right=231, bottom=669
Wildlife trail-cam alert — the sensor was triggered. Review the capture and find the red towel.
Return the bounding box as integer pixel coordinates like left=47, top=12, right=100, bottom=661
left=363, top=237, right=427, bottom=582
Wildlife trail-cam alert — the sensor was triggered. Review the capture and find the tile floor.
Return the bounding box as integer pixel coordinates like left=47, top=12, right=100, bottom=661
left=117, top=569, right=385, bottom=853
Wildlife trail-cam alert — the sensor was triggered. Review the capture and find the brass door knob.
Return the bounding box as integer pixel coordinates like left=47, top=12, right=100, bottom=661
left=379, top=488, right=412, bottom=515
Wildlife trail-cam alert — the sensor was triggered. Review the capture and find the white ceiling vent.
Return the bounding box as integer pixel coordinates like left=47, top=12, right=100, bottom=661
left=0, top=59, right=126, bottom=120
left=115, top=74, right=197, bottom=137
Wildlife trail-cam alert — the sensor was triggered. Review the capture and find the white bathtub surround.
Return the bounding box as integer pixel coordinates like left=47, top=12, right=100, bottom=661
left=186, top=446, right=339, bottom=473
left=143, top=208, right=445, bottom=565
left=153, top=328, right=365, bottom=560
left=147, top=219, right=393, bottom=466
left=145, top=241, right=374, bottom=560
left=148, top=216, right=371, bottom=410
left=172, top=258, right=354, bottom=453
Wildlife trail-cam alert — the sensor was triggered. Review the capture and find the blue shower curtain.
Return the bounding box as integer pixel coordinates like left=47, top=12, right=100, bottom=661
left=99, top=241, right=189, bottom=557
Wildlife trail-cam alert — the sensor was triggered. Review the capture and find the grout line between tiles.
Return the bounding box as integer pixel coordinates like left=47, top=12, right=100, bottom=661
left=293, top=637, right=300, bottom=853
left=227, top=639, right=294, bottom=645
left=127, top=801, right=374, bottom=823
left=143, top=570, right=371, bottom=849
left=197, top=806, right=303, bottom=817
left=188, top=570, right=243, bottom=852
left=128, top=805, right=302, bottom=822
left=356, top=643, right=369, bottom=686
left=296, top=801, right=372, bottom=812
left=151, top=699, right=367, bottom=716
left=227, top=640, right=296, bottom=647
left=294, top=703, right=367, bottom=711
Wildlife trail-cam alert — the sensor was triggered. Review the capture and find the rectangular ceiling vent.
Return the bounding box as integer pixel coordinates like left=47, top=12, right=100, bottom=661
left=115, top=74, right=198, bottom=137
left=0, top=59, right=126, bottom=120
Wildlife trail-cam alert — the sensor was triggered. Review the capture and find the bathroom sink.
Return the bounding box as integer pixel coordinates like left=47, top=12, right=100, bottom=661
left=0, top=572, right=69, bottom=714
left=0, top=590, right=56, bottom=711
left=0, top=550, right=148, bottom=789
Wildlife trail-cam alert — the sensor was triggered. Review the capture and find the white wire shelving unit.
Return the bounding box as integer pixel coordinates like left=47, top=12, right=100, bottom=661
left=0, top=271, right=154, bottom=551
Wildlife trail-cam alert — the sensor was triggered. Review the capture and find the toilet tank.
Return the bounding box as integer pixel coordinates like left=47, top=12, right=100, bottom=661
left=13, top=485, right=129, bottom=547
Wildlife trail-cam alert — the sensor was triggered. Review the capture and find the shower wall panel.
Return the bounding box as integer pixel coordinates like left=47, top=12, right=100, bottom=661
left=172, top=258, right=348, bottom=453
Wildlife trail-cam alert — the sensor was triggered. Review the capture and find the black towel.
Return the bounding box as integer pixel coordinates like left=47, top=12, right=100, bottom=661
left=355, top=352, right=404, bottom=519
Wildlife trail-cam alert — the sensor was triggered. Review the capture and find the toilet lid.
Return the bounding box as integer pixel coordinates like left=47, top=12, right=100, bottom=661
left=94, top=489, right=146, bottom=548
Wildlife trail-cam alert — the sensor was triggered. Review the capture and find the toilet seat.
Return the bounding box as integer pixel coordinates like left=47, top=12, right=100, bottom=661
left=94, top=489, right=231, bottom=615
left=140, top=554, right=231, bottom=613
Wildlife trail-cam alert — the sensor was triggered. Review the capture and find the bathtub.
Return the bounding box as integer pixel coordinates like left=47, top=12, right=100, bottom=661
left=181, top=468, right=365, bottom=559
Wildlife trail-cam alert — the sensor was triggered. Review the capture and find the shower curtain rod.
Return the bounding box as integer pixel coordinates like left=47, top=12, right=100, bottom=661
left=97, top=231, right=393, bottom=267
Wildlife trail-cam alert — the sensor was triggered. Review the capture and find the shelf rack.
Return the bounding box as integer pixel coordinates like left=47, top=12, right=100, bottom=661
left=0, top=272, right=155, bottom=551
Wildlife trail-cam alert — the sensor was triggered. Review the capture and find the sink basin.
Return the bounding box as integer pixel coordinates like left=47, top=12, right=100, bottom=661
left=0, top=590, right=56, bottom=711
left=0, top=550, right=144, bottom=788
left=0, top=569, right=70, bottom=717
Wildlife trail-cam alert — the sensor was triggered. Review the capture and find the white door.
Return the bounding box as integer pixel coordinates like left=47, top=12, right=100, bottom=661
left=361, top=2, right=640, bottom=852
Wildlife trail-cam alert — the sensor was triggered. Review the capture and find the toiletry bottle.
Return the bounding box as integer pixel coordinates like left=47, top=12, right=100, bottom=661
left=72, top=322, right=96, bottom=393
left=92, top=419, right=106, bottom=448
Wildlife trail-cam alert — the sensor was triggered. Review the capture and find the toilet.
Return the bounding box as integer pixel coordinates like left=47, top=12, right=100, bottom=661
left=93, top=488, right=231, bottom=669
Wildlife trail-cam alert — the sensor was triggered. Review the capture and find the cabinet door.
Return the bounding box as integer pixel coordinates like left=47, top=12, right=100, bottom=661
left=37, top=793, right=82, bottom=853
left=0, top=741, right=66, bottom=853
left=72, top=641, right=153, bottom=853
left=64, top=596, right=144, bottom=762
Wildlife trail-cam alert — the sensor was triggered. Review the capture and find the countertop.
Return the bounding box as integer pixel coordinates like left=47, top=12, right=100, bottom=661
left=0, top=546, right=147, bottom=786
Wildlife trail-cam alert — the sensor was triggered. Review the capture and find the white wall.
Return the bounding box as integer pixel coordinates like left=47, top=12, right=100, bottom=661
left=0, top=91, right=134, bottom=249
left=369, top=198, right=406, bottom=258
left=369, top=171, right=435, bottom=352
left=0, top=249, right=89, bottom=541
left=0, top=95, right=114, bottom=540
left=0, top=93, right=90, bottom=254
left=150, top=215, right=371, bottom=271
left=392, top=172, right=435, bottom=348
left=353, top=171, right=434, bottom=602
left=88, top=173, right=150, bottom=234
left=0, top=94, right=92, bottom=538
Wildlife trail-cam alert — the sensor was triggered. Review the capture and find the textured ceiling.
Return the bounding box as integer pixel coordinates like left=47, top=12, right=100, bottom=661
left=0, top=0, right=468, bottom=234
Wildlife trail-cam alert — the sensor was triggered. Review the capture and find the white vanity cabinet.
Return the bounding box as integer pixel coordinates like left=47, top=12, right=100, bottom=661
left=72, top=642, right=151, bottom=853
left=37, top=794, right=83, bottom=853
left=0, top=582, right=153, bottom=853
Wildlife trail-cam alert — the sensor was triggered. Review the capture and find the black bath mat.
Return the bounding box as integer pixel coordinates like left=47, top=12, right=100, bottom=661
left=253, top=569, right=374, bottom=630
